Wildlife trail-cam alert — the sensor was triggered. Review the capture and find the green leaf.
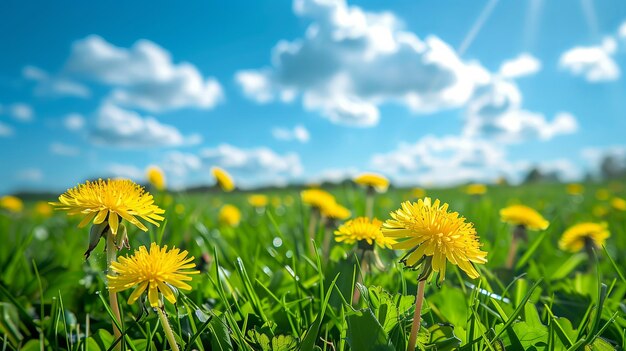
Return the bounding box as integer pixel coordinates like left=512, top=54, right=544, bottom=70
left=346, top=308, right=394, bottom=351
left=497, top=321, right=548, bottom=350
left=550, top=253, right=586, bottom=280
left=209, top=316, right=233, bottom=351
left=427, top=324, right=462, bottom=351
left=271, top=335, right=297, bottom=351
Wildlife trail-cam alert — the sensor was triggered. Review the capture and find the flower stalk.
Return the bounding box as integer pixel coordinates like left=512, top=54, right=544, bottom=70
left=307, top=208, right=320, bottom=255
left=505, top=224, right=526, bottom=269
left=407, top=279, right=426, bottom=351
left=157, top=307, right=180, bottom=351
left=105, top=232, right=123, bottom=349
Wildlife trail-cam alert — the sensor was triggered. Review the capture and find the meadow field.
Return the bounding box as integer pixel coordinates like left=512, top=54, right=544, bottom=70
left=0, top=179, right=625, bottom=351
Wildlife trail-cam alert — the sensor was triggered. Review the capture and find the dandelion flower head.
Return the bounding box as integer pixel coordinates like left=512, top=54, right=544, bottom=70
left=50, top=179, right=165, bottom=235
left=464, top=184, right=487, bottom=195
left=219, top=204, right=241, bottom=227
left=1, top=195, right=23, bottom=213
left=212, top=167, right=235, bottom=192
left=320, top=201, right=351, bottom=220
left=248, top=194, right=269, bottom=208
left=354, top=173, right=389, bottom=192
left=107, top=243, right=199, bottom=307
left=301, top=189, right=335, bottom=210
left=500, top=204, right=549, bottom=231
left=335, top=217, right=395, bottom=249
left=559, top=222, right=610, bottom=253
left=146, top=166, right=166, bottom=191
left=382, top=198, right=487, bottom=282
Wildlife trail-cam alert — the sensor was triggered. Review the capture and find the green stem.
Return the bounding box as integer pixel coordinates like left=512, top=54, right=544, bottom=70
left=407, top=279, right=426, bottom=351
left=158, top=307, right=180, bottom=351
left=106, top=232, right=123, bottom=350
left=307, top=209, right=319, bottom=256
left=365, top=187, right=374, bottom=218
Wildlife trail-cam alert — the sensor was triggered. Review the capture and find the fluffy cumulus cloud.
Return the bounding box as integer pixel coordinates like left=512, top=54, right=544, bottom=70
left=201, top=144, right=303, bottom=178
left=236, top=0, right=490, bottom=126
left=272, top=124, right=310, bottom=143
left=559, top=37, right=620, bottom=82
left=16, top=168, right=43, bottom=182
left=91, top=103, right=201, bottom=147
left=498, top=53, right=541, bottom=79
left=63, top=35, right=224, bottom=112
left=464, top=79, right=578, bottom=142
left=370, top=135, right=514, bottom=185
left=23, top=65, right=90, bottom=98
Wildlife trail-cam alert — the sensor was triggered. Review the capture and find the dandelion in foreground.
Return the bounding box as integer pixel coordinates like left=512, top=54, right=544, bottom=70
left=219, top=204, right=241, bottom=227
left=50, top=179, right=165, bottom=236
left=107, top=243, right=199, bottom=307
left=50, top=178, right=165, bottom=343
left=248, top=194, right=269, bottom=208
left=499, top=204, right=549, bottom=268
left=382, top=198, right=487, bottom=351
left=559, top=222, right=609, bottom=255
left=212, top=167, right=235, bottom=192
left=0, top=195, right=23, bottom=213
left=146, top=166, right=166, bottom=191
left=108, top=243, right=199, bottom=351
left=354, top=173, right=389, bottom=218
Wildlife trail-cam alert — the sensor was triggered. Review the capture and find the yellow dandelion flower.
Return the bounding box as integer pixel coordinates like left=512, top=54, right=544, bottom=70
left=593, top=205, right=608, bottom=218
left=566, top=183, right=584, bottom=196
left=107, top=243, right=199, bottom=307
left=34, top=201, right=53, bottom=217
left=499, top=204, right=549, bottom=231
left=611, top=197, right=626, bottom=211
left=248, top=194, right=268, bottom=208
left=301, top=189, right=335, bottom=209
left=411, top=188, right=426, bottom=199
left=464, top=183, right=487, bottom=195
left=212, top=167, right=235, bottom=192
left=354, top=173, right=389, bottom=192
left=595, top=188, right=610, bottom=201
left=559, top=222, right=610, bottom=253
left=271, top=196, right=281, bottom=208
left=382, top=198, right=487, bottom=282
left=175, top=203, right=185, bottom=215
left=219, top=204, right=241, bottom=227
left=50, top=179, right=165, bottom=235
left=0, top=195, right=23, bottom=213
left=146, top=166, right=166, bottom=191
left=335, top=217, right=395, bottom=249
left=320, top=201, right=351, bottom=220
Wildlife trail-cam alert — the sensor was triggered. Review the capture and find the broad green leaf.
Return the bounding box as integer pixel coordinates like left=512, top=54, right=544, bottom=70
left=346, top=308, right=394, bottom=351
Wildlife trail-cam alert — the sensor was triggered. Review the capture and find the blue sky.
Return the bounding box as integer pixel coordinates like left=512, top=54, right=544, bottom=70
left=1, top=0, right=626, bottom=193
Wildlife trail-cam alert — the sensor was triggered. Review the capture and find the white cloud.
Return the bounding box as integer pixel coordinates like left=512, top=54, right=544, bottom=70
left=619, top=21, right=626, bottom=40
left=236, top=0, right=490, bottom=126
left=63, top=113, right=85, bottom=131
left=91, top=103, right=201, bottom=147
left=50, top=142, right=80, bottom=156
left=498, top=53, right=541, bottom=79
left=272, top=124, right=310, bottom=143
left=16, top=168, right=43, bottom=182
left=8, top=103, right=34, bottom=122
left=0, top=122, right=13, bottom=137
left=200, top=144, right=302, bottom=181
left=559, top=37, right=620, bottom=82
left=23, top=65, right=90, bottom=98
left=464, top=79, right=578, bottom=142
left=162, top=151, right=202, bottom=177
left=108, top=164, right=143, bottom=180
left=64, top=35, right=224, bottom=112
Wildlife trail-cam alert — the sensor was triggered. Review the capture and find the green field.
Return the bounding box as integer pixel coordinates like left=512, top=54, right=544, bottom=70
left=1, top=181, right=625, bottom=350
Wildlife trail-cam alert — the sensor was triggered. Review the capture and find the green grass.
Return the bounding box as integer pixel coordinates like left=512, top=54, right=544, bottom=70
left=1, top=182, right=625, bottom=350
